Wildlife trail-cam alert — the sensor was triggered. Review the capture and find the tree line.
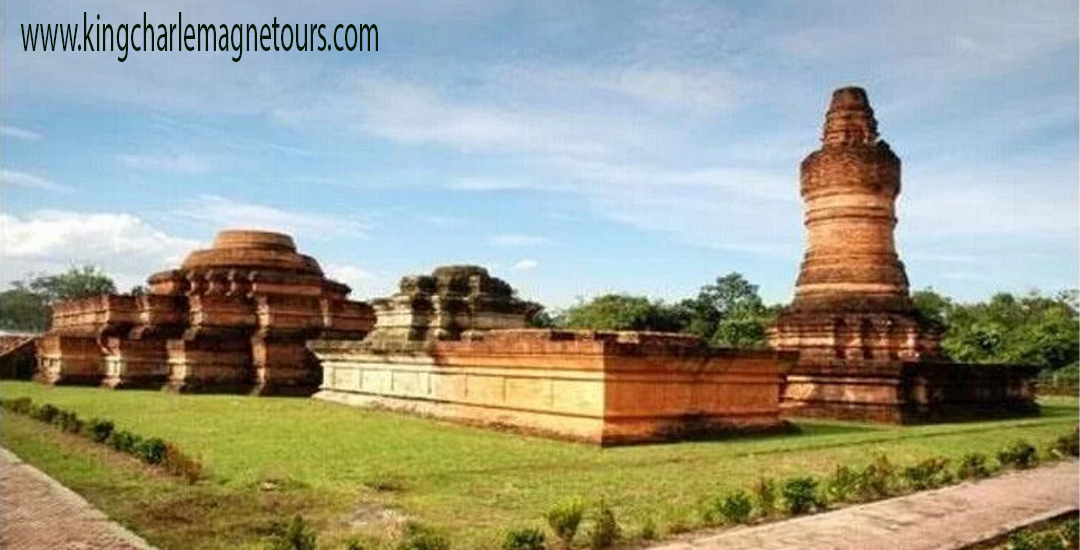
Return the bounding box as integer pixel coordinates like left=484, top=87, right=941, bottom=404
left=1, top=267, right=1075, bottom=375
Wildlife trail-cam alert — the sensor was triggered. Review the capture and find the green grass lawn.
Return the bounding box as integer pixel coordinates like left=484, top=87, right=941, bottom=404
left=1, top=380, right=1076, bottom=550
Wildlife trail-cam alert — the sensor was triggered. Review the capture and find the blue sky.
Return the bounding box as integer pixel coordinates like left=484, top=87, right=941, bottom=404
left=1, top=0, right=1077, bottom=308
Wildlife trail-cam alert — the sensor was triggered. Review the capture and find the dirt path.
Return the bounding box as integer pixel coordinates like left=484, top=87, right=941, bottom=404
left=649, top=460, right=1078, bottom=550
left=0, top=447, right=157, bottom=550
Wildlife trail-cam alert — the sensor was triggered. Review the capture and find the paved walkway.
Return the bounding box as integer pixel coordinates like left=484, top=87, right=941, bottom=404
left=650, top=460, right=1078, bottom=550
left=0, top=447, right=157, bottom=550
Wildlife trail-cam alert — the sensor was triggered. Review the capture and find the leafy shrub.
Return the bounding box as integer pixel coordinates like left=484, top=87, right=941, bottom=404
left=55, top=410, right=84, bottom=434
left=396, top=524, right=450, bottom=550
left=781, top=477, right=820, bottom=515
left=3, top=397, right=33, bottom=414
left=136, top=438, right=168, bottom=465
left=345, top=540, right=366, bottom=550
left=88, top=418, right=115, bottom=443
left=33, top=403, right=60, bottom=423
left=901, top=457, right=953, bottom=490
left=266, top=515, right=317, bottom=550
left=1051, top=427, right=1079, bottom=458
left=998, top=440, right=1039, bottom=469
left=1006, top=529, right=1066, bottom=550
left=587, top=501, right=620, bottom=549
left=162, top=443, right=203, bottom=483
left=1064, top=518, right=1079, bottom=546
left=957, top=453, right=991, bottom=480
left=703, top=490, right=752, bottom=525
left=824, top=465, right=859, bottom=503
left=857, top=454, right=898, bottom=500
left=752, top=477, right=778, bottom=516
left=501, top=527, right=545, bottom=550
left=107, top=430, right=142, bottom=454
left=544, top=498, right=584, bottom=546
left=638, top=517, right=657, bottom=541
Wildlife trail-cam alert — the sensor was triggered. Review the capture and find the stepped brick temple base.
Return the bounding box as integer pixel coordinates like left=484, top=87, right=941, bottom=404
left=311, top=266, right=794, bottom=444
left=34, top=230, right=374, bottom=395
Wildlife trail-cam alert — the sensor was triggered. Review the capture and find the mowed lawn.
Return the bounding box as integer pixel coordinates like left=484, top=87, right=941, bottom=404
left=1, top=381, right=1076, bottom=550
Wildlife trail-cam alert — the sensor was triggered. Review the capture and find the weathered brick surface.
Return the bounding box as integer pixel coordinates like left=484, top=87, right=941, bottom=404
left=769, top=88, right=1038, bottom=422
left=649, top=461, right=1079, bottom=550
left=0, top=447, right=157, bottom=550
left=34, top=230, right=374, bottom=395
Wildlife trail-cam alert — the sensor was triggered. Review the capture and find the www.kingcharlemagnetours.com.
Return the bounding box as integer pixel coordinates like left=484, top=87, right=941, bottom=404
left=20, top=12, right=378, bottom=62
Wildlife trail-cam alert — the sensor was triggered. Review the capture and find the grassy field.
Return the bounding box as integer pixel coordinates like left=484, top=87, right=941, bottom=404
left=1, top=381, right=1076, bottom=550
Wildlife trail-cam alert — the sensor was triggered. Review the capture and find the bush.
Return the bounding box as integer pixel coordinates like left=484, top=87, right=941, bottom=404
left=901, top=457, right=953, bottom=490
left=587, top=501, right=620, bottom=549
left=998, top=440, right=1039, bottom=469
left=1006, top=529, right=1066, bottom=550
left=266, top=515, right=317, bottom=550
left=544, top=498, right=584, bottom=546
left=396, top=524, right=450, bottom=550
left=88, top=418, right=115, bottom=443
left=136, top=437, right=168, bottom=465
left=638, top=517, right=657, bottom=541
left=3, top=397, right=33, bottom=414
left=345, top=540, right=366, bottom=550
left=1064, top=518, right=1079, bottom=546
left=162, top=443, right=203, bottom=483
left=33, top=403, right=60, bottom=423
left=857, top=454, right=898, bottom=500
left=1051, top=427, right=1079, bottom=458
left=957, top=453, right=991, bottom=480
left=781, top=477, right=820, bottom=515
left=824, top=465, right=859, bottom=504
left=107, top=430, right=142, bottom=454
left=501, top=527, right=545, bottom=550
left=56, top=410, right=84, bottom=434
left=752, top=477, right=778, bottom=516
left=703, top=490, right=752, bottom=525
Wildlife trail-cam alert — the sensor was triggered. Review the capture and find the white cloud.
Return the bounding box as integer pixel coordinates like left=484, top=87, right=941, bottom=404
left=118, top=154, right=210, bottom=175
left=0, top=210, right=199, bottom=289
left=512, top=259, right=539, bottom=271
left=488, top=234, right=551, bottom=247
left=1, top=125, right=41, bottom=140
left=175, top=194, right=369, bottom=239
left=0, top=168, right=67, bottom=191
left=324, top=264, right=377, bottom=296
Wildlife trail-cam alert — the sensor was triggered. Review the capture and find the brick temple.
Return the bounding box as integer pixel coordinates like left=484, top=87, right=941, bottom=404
left=310, top=266, right=793, bottom=444
left=769, top=87, right=1038, bottom=421
left=28, top=86, right=1040, bottom=435
left=35, top=230, right=374, bottom=395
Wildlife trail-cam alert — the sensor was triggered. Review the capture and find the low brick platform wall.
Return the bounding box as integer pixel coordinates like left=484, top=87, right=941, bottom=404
left=311, top=330, right=795, bottom=445
left=782, top=361, right=1040, bottom=423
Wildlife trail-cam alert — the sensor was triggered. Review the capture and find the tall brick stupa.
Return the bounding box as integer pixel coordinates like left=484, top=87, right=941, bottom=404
left=770, top=87, right=1036, bottom=422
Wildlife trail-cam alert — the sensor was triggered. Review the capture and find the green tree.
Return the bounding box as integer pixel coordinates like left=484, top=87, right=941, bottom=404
left=680, top=273, right=776, bottom=348
left=0, top=266, right=116, bottom=332
left=560, top=294, right=687, bottom=332
left=915, top=288, right=1079, bottom=370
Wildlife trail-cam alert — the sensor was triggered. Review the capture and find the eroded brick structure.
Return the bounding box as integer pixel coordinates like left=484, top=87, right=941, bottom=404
left=36, top=230, right=374, bottom=394
left=770, top=87, right=1037, bottom=421
left=311, top=265, right=794, bottom=444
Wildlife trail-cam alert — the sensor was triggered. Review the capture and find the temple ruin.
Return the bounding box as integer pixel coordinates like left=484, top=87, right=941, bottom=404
left=28, top=86, right=1040, bottom=436
left=35, top=230, right=374, bottom=395
left=310, top=265, right=793, bottom=444
left=769, top=87, right=1038, bottom=421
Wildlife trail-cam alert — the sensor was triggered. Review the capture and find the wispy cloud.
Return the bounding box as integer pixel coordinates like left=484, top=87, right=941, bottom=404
left=1, top=125, right=41, bottom=140
left=118, top=154, right=210, bottom=175
left=174, top=194, right=369, bottom=239
left=512, top=259, right=539, bottom=271
left=0, top=168, right=67, bottom=191
left=488, top=234, right=552, bottom=247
